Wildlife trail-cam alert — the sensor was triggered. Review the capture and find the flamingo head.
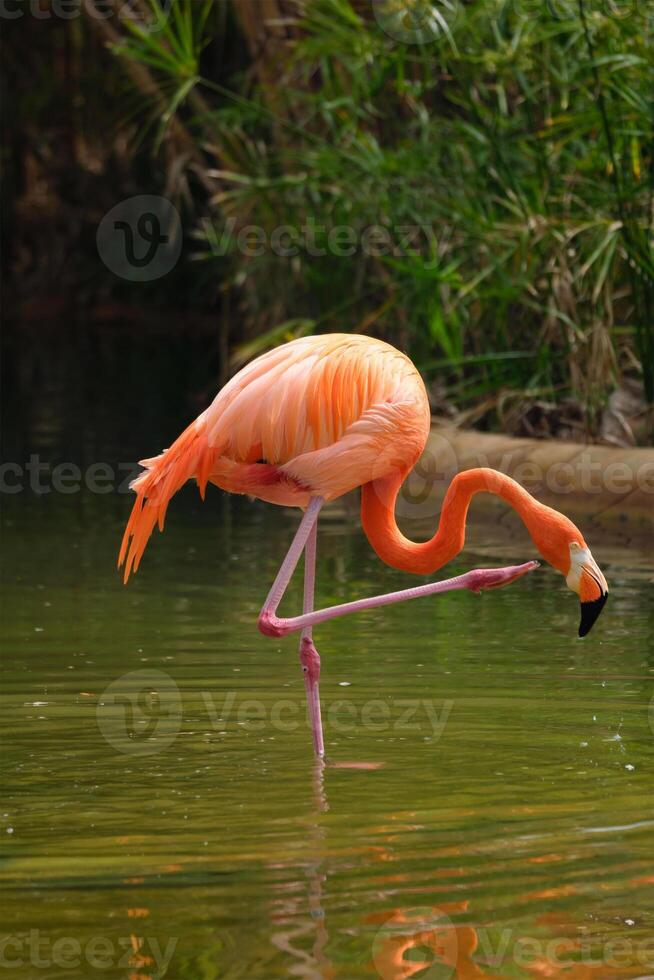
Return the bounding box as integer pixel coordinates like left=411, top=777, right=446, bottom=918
left=565, top=540, right=608, bottom=637
left=531, top=513, right=608, bottom=637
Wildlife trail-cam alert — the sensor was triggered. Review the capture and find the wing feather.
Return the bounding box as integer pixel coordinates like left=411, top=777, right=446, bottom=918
left=202, top=334, right=429, bottom=498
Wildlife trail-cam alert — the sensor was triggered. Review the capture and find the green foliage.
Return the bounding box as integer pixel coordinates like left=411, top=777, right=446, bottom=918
left=109, top=0, right=214, bottom=149
left=102, top=0, right=654, bottom=429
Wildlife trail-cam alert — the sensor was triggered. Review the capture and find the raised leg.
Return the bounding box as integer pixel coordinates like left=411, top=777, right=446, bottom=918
left=300, top=521, right=324, bottom=757
left=260, top=557, right=539, bottom=639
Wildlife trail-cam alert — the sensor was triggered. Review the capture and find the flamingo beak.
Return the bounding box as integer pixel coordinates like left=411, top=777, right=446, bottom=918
left=579, top=591, right=608, bottom=637
left=577, top=553, right=608, bottom=637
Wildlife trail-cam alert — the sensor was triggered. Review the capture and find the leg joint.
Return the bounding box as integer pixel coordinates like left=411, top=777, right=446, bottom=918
left=257, top=610, right=290, bottom=638
left=300, top=635, right=321, bottom=683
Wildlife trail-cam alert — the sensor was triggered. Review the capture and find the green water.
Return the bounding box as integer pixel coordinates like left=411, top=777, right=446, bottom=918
left=1, top=484, right=653, bottom=980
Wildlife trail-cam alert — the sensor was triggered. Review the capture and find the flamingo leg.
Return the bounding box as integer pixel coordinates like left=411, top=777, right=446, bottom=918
left=300, top=521, right=325, bottom=757
left=257, top=496, right=326, bottom=757
left=263, top=560, right=538, bottom=637
left=259, top=496, right=324, bottom=620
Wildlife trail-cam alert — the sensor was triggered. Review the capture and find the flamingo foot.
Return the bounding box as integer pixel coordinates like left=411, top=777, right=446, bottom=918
left=466, top=560, right=540, bottom=592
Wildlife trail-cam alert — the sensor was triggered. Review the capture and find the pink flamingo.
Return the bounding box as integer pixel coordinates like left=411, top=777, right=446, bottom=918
left=119, top=334, right=608, bottom=756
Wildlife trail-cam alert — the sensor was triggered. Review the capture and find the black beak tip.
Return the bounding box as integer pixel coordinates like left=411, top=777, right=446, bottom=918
left=578, top=592, right=608, bottom=637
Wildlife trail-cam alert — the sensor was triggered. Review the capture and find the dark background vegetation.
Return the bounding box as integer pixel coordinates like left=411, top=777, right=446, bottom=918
left=3, top=0, right=653, bottom=445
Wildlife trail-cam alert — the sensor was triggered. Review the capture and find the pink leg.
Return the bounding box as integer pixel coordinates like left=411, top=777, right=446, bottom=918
left=261, top=561, right=538, bottom=637
left=260, top=496, right=324, bottom=618
left=300, top=521, right=325, bottom=757
left=258, top=497, right=325, bottom=757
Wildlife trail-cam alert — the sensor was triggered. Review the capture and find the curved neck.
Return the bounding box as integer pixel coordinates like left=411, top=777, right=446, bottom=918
left=361, top=467, right=551, bottom=575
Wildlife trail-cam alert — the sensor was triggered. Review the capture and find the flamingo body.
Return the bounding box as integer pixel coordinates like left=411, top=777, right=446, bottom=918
left=203, top=333, right=430, bottom=505
left=120, top=334, right=430, bottom=578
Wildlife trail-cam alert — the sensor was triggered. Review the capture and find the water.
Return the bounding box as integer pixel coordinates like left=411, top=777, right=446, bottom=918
left=2, top=323, right=653, bottom=979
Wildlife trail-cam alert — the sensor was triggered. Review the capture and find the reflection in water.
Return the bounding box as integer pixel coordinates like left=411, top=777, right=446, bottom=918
left=263, top=760, right=652, bottom=980
left=270, top=761, right=334, bottom=980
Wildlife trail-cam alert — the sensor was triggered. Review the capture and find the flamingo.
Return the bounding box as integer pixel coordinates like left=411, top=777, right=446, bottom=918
left=119, top=334, right=608, bottom=757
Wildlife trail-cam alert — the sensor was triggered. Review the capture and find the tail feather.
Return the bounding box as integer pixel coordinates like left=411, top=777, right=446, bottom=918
left=119, top=419, right=215, bottom=583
